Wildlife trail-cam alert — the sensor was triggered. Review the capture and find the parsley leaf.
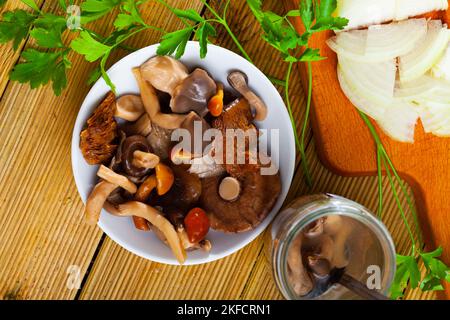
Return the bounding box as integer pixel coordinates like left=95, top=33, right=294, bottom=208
left=81, top=0, right=122, bottom=24
left=390, top=254, right=421, bottom=299
left=21, top=0, right=40, bottom=12
left=0, top=10, right=36, bottom=50
left=71, top=30, right=111, bottom=62
left=246, top=0, right=263, bottom=22
left=10, top=49, right=69, bottom=95
left=299, top=0, right=314, bottom=31
left=34, top=13, right=67, bottom=32
left=419, top=247, right=450, bottom=291
left=114, top=0, right=146, bottom=30
left=196, top=21, right=216, bottom=58
left=30, top=27, right=64, bottom=48
left=157, top=27, right=193, bottom=59
left=299, top=47, right=325, bottom=62
left=173, top=8, right=204, bottom=23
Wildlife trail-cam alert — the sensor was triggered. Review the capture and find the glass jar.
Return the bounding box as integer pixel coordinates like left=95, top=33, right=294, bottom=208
left=271, top=194, right=396, bottom=300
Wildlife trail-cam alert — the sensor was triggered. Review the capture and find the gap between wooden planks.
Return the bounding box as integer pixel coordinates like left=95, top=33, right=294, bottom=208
left=0, top=0, right=435, bottom=300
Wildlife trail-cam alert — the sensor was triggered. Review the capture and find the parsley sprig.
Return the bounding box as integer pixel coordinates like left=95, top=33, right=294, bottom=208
left=0, top=0, right=449, bottom=299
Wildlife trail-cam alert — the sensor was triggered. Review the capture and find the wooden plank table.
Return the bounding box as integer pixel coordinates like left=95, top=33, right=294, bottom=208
left=0, top=0, right=436, bottom=300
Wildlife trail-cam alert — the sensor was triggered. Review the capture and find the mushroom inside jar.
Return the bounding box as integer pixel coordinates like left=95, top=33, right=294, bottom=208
left=79, top=56, right=281, bottom=264
left=286, top=214, right=385, bottom=299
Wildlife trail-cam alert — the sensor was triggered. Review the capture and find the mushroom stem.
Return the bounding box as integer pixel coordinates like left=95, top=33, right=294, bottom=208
left=85, top=181, right=118, bottom=225
left=287, top=234, right=313, bottom=296
left=132, top=67, right=189, bottom=130
left=97, top=165, right=137, bottom=194
left=177, top=226, right=212, bottom=252
left=132, top=150, right=160, bottom=169
left=123, top=113, right=152, bottom=137
left=227, top=71, right=268, bottom=121
left=218, top=177, right=241, bottom=201
left=116, top=201, right=186, bottom=264
left=324, top=215, right=352, bottom=269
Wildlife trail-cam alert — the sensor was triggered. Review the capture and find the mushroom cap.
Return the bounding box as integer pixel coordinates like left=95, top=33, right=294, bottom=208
left=157, top=165, right=202, bottom=210
left=170, top=68, right=217, bottom=116
left=140, top=56, right=189, bottom=95
left=180, top=111, right=211, bottom=157
left=121, top=135, right=153, bottom=178
left=200, top=170, right=281, bottom=233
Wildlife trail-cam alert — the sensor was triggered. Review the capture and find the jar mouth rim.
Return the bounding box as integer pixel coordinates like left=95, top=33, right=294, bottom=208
left=273, top=194, right=397, bottom=300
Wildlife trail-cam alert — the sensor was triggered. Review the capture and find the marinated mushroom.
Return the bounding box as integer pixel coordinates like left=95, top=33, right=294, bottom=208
left=122, top=113, right=152, bottom=137
left=85, top=180, right=118, bottom=225
left=133, top=175, right=158, bottom=231
left=132, top=150, right=160, bottom=169
left=147, top=124, right=173, bottom=160
left=114, top=95, right=145, bottom=121
left=170, top=68, right=217, bottom=116
left=133, top=67, right=190, bottom=130
left=80, top=92, right=118, bottom=165
left=200, top=170, right=281, bottom=233
left=121, top=135, right=153, bottom=178
left=140, top=56, right=189, bottom=95
left=115, top=201, right=186, bottom=264
left=158, top=165, right=202, bottom=210
left=97, top=165, right=137, bottom=194
left=287, top=233, right=314, bottom=296
left=179, top=111, right=211, bottom=157
left=218, top=177, right=240, bottom=201
left=324, top=216, right=352, bottom=268
left=212, top=98, right=260, bottom=177
left=188, top=152, right=226, bottom=178
left=227, top=71, right=268, bottom=121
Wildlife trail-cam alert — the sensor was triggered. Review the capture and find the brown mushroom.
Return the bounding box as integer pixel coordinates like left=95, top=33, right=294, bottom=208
left=187, top=152, right=226, bottom=178
left=140, top=56, right=189, bottom=95
left=146, top=124, right=174, bottom=160
left=114, top=95, right=145, bottom=121
left=115, top=201, right=186, bottom=264
left=97, top=165, right=137, bottom=194
left=158, top=166, right=202, bottom=210
left=323, top=215, right=352, bottom=268
left=200, top=170, right=281, bottom=233
left=121, top=135, right=153, bottom=178
left=227, top=71, right=268, bottom=121
left=132, top=150, right=160, bottom=169
left=287, top=233, right=314, bottom=296
left=122, top=113, right=152, bottom=137
left=179, top=111, right=211, bottom=157
left=218, top=177, right=240, bottom=202
left=132, top=67, right=190, bottom=130
left=85, top=180, right=118, bottom=225
left=170, top=68, right=217, bottom=116
left=80, top=92, right=118, bottom=165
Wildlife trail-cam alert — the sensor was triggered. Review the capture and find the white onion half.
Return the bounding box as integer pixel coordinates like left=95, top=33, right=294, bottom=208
left=399, top=20, right=450, bottom=83
left=365, top=19, right=427, bottom=61
left=432, top=44, right=450, bottom=82
left=337, top=67, right=418, bottom=142
left=338, top=56, right=396, bottom=119
left=326, top=30, right=368, bottom=62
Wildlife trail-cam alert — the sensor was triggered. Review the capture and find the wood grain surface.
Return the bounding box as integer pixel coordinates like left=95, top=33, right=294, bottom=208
left=285, top=0, right=450, bottom=298
left=0, top=0, right=436, bottom=300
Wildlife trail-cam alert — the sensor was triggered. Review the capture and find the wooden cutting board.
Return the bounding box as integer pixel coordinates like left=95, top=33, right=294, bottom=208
left=284, top=1, right=450, bottom=298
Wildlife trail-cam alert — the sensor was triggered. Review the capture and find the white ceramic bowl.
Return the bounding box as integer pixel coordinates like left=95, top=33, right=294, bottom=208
left=71, top=42, right=295, bottom=265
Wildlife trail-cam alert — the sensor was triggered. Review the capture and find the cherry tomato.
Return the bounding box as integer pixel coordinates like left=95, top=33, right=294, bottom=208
left=184, top=207, right=210, bottom=243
